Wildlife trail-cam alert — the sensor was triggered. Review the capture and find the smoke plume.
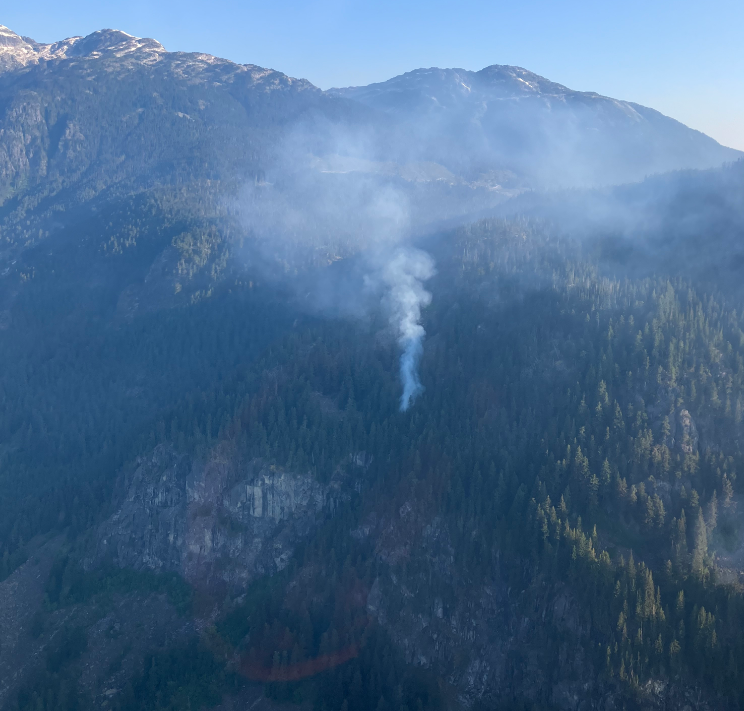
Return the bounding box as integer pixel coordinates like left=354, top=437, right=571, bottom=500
left=234, top=118, right=444, bottom=409
left=378, top=247, right=436, bottom=411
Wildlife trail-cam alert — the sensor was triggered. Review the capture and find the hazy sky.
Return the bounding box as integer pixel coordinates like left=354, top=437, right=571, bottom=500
left=5, top=0, right=744, bottom=150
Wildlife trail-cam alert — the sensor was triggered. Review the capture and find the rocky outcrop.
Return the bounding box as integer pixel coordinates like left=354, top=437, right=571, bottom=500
left=676, top=408, right=699, bottom=455
left=93, top=443, right=343, bottom=590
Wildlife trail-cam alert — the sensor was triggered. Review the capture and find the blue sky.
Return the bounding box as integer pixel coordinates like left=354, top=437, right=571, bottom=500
left=5, top=0, right=744, bottom=150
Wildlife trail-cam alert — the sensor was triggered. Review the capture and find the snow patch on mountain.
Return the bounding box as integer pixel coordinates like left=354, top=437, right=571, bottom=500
left=0, top=25, right=167, bottom=73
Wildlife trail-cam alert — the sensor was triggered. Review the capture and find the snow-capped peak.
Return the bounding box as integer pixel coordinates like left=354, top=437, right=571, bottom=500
left=0, top=26, right=166, bottom=74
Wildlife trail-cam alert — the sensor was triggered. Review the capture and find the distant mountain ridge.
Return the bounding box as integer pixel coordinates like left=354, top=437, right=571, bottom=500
left=0, top=22, right=740, bottom=314
left=0, top=25, right=167, bottom=71
left=331, top=65, right=741, bottom=186
left=0, top=24, right=323, bottom=212
left=0, top=23, right=740, bottom=197
left=331, top=65, right=588, bottom=110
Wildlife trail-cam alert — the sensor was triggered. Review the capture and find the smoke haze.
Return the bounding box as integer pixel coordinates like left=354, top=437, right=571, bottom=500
left=232, top=119, right=440, bottom=409
left=225, top=73, right=743, bottom=413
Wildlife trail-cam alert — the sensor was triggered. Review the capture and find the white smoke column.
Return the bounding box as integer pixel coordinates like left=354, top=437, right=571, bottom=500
left=380, top=247, right=436, bottom=411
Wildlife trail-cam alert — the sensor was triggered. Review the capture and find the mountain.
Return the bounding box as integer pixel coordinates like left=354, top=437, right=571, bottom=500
left=493, top=159, right=744, bottom=300
left=0, top=24, right=520, bottom=296
left=2, top=23, right=744, bottom=711
left=331, top=66, right=741, bottom=187
left=0, top=24, right=325, bottom=203
left=0, top=23, right=739, bottom=229
left=0, top=25, right=166, bottom=72
left=0, top=23, right=739, bottom=317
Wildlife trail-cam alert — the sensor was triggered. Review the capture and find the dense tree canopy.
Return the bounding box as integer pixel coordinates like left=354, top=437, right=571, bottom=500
left=4, top=216, right=744, bottom=709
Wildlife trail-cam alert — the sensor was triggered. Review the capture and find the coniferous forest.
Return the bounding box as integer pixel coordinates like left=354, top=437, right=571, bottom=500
left=1, top=23, right=744, bottom=711
left=4, top=212, right=744, bottom=710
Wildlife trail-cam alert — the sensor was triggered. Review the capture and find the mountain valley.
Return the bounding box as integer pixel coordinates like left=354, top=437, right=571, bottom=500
left=0, top=22, right=743, bottom=711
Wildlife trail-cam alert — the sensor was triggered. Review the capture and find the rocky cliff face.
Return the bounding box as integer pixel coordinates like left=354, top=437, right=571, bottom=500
left=93, top=443, right=346, bottom=591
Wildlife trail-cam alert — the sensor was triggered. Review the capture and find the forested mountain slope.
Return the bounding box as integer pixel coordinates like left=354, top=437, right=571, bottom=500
left=4, top=214, right=744, bottom=710
left=1, top=21, right=744, bottom=711
left=495, top=160, right=744, bottom=301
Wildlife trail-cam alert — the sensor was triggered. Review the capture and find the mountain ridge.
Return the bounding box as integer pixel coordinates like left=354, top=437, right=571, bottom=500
left=330, top=63, right=741, bottom=185
left=2, top=23, right=740, bottom=167
left=0, top=25, right=167, bottom=71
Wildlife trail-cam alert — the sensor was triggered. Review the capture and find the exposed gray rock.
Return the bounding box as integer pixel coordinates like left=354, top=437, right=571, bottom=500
left=677, top=408, right=699, bottom=455
left=93, top=443, right=342, bottom=590
left=0, top=25, right=167, bottom=74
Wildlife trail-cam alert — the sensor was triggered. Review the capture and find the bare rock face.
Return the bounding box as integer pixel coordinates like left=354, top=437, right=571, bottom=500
left=0, top=25, right=35, bottom=73
left=93, top=443, right=340, bottom=590
left=677, top=408, right=699, bottom=455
